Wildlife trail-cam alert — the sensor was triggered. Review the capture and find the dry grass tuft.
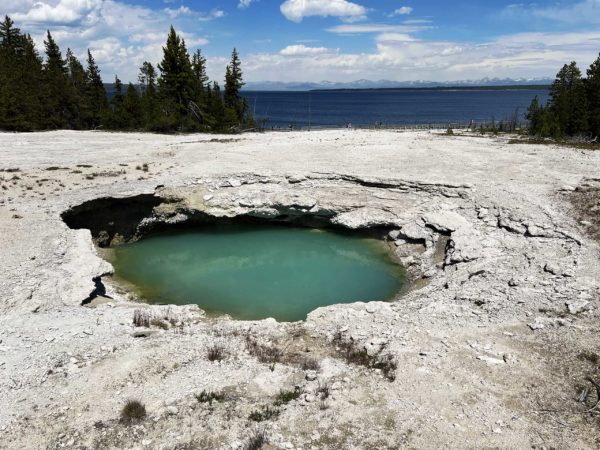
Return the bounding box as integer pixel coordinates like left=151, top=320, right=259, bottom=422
left=245, top=336, right=283, bottom=365
left=207, top=344, right=227, bottom=361
left=332, top=330, right=397, bottom=382
left=120, top=399, right=146, bottom=424
left=133, top=309, right=150, bottom=327
left=242, top=430, right=267, bottom=450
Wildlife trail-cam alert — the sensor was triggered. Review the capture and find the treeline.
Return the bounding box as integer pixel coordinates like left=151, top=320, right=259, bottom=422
left=0, top=16, right=254, bottom=132
left=527, top=54, right=600, bottom=139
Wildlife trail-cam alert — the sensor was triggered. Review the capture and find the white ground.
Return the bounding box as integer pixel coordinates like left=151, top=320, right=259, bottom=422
left=0, top=129, right=599, bottom=449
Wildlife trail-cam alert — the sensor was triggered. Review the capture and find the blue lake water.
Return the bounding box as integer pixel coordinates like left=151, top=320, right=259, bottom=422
left=242, top=89, right=549, bottom=128
left=110, top=225, right=406, bottom=322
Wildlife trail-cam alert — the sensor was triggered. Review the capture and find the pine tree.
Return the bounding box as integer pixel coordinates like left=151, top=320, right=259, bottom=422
left=104, top=75, right=128, bottom=129
left=223, top=48, right=247, bottom=123
left=548, top=62, right=588, bottom=137
left=18, top=34, right=44, bottom=129
left=526, top=96, right=543, bottom=136
left=191, top=49, right=209, bottom=95
left=207, top=81, right=225, bottom=129
left=112, top=76, right=124, bottom=107
left=138, top=61, right=158, bottom=128
left=0, top=16, right=21, bottom=51
left=66, top=48, right=89, bottom=128
left=42, top=31, right=74, bottom=128
left=123, top=83, right=142, bottom=128
left=157, top=26, right=196, bottom=128
left=0, top=19, right=44, bottom=130
left=85, top=49, right=108, bottom=128
left=586, top=53, right=600, bottom=138
left=139, top=61, right=157, bottom=95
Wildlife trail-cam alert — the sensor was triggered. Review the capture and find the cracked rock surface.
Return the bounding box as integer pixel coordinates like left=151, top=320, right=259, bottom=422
left=1, top=130, right=600, bottom=449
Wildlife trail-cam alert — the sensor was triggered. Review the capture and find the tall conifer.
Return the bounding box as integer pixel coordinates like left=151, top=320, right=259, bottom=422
left=85, top=49, right=108, bottom=128
left=587, top=53, right=600, bottom=138
left=224, top=48, right=247, bottom=123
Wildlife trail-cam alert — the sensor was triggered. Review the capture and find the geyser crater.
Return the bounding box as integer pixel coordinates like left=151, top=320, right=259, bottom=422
left=62, top=194, right=412, bottom=321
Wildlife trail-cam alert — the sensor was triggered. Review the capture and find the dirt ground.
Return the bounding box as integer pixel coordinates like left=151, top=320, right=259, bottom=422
left=0, top=129, right=599, bottom=449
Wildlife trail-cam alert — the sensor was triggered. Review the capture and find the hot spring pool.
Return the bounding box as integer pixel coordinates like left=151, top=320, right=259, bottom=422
left=109, top=225, right=406, bottom=321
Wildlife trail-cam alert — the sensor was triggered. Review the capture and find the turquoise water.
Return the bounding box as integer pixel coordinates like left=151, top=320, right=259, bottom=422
left=110, top=225, right=405, bottom=322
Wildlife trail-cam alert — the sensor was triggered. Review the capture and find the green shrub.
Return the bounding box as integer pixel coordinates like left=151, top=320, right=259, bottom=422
left=195, top=390, right=225, bottom=404
left=248, top=406, right=279, bottom=422
left=274, top=387, right=301, bottom=406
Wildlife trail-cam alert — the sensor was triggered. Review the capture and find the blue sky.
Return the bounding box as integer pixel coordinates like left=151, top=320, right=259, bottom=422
left=3, top=0, right=600, bottom=83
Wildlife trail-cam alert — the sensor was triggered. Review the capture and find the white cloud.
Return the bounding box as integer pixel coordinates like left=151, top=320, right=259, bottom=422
left=163, top=6, right=224, bottom=21
left=326, top=23, right=431, bottom=34
left=8, top=0, right=215, bottom=82
left=391, top=6, right=413, bottom=16
left=280, top=0, right=368, bottom=23
left=242, top=30, right=600, bottom=83
left=280, top=44, right=337, bottom=56
left=238, top=0, right=256, bottom=9
left=164, top=6, right=193, bottom=19
left=2, top=0, right=36, bottom=12
left=199, top=9, right=225, bottom=21
left=376, top=33, right=415, bottom=42
left=12, top=0, right=102, bottom=25
left=503, top=0, right=600, bottom=24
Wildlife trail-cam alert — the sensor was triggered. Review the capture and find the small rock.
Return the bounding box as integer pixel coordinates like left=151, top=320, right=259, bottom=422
left=287, top=174, right=306, bottom=184
left=305, top=371, right=317, bottom=381
left=567, top=300, right=589, bottom=315
left=364, top=338, right=388, bottom=357
left=166, top=406, right=178, bottom=415
left=388, top=230, right=401, bottom=240
left=503, top=353, right=517, bottom=364
left=477, top=355, right=505, bottom=365
left=132, top=330, right=159, bottom=338
left=423, top=269, right=436, bottom=278
left=543, top=263, right=560, bottom=276
left=528, top=320, right=545, bottom=331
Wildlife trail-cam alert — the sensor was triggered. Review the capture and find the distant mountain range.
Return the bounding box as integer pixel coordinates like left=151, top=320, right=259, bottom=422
left=104, top=77, right=552, bottom=97
left=243, top=78, right=552, bottom=91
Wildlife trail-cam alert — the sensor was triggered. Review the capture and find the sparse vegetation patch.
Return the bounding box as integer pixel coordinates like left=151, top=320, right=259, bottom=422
left=245, top=335, right=283, bottom=365
left=242, top=430, right=267, bottom=450
left=120, top=399, right=146, bottom=424
left=248, top=405, right=280, bottom=422
left=207, top=344, right=227, bottom=361
left=332, top=330, right=397, bottom=382
left=274, top=387, right=302, bottom=406
left=195, top=390, right=225, bottom=404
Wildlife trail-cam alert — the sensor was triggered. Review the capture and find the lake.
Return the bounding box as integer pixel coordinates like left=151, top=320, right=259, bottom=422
left=242, top=88, right=550, bottom=129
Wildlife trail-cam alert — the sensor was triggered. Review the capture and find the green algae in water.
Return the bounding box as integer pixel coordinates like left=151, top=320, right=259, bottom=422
left=110, top=225, right=405, bottom=322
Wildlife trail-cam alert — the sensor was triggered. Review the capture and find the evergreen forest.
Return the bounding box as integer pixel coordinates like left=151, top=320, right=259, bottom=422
left=0, top=16, right=254, bottom=133
left=527, top=54, right=600, bottom=139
